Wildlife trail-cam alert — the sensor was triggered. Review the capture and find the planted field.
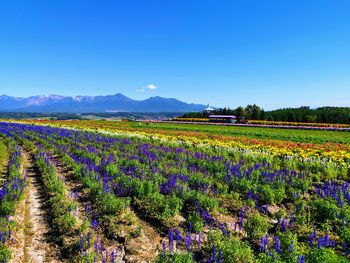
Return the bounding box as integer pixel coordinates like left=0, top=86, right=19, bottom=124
left=0, top=121, right=349, bottom=262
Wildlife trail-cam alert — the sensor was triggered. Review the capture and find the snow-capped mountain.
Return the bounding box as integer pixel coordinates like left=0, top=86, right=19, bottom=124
left=0, top=93, right=205, bottom=113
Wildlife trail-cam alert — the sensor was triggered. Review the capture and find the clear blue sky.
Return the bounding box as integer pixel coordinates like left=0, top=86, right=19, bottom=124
left=0, top=0, right=349, bottom=110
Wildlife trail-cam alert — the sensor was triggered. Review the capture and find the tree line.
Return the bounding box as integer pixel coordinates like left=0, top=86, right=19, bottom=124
left=182, top=105, right=350, bottom=124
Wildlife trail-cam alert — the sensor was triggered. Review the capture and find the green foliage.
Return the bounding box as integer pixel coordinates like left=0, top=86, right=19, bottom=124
left=187, top=212, right=204, bottom=233
left=0, top=247, right=11, bottom=263
left=104, top=163, right=119, bottom=176
left=99, top=193, right=130, bottom=215
left=256, top=252, right=283, bottom=263
left=245, top=213, right=270, bottom=240
left=77, top=251, right=98, bottom=263
left=207, top=230, right=255, bottom=263
left=258, top=185, right=275, bottom=204
left=134, top=192, right=182, bottom=222
left=313, top=198, right=340, bottom=222
left=184, top=191, right=219, bottom=213
left=340, top=226, right=350, bottom=246
left=156, top=252, right=194, bottom=263
left=306, top=248, right=349, bottom=263
left=132, top=179, right=158, bottom=197
left=54, top=212, right=77, bottom=233
left=0, top=201, right=15, bottom=216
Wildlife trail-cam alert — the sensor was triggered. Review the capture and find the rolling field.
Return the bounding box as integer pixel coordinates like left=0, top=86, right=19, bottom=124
left=0, top=120, right=349, bottom=262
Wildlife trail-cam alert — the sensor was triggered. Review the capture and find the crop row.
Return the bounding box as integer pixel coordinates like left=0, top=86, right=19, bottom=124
left=0, top=134, right=25, bottom=262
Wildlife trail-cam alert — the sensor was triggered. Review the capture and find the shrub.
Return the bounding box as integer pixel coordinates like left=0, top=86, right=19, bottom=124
left=256, top=252, right=283, bottom=263
left=313, top=199, right=340, bottom=222
left=307, top=248, right=348, bottom=263
left=340, top=226, right=350, bottom=246
left=245, top=213, right=269, bottom=240
left=155, top=252, right=193, bottom=263
left=187, top=212, right=204, bottom=233
left=207, top=230, right=255, bottom=263
left=258, top=185, right=275, bottom=204
left=99, top=193, right=130, bottom=215
left=134, top=193, right=182, bottom=222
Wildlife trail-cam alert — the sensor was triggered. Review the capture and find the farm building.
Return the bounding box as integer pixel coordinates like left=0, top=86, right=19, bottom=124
left=208, top=114, right=237, bottom=123
left=203, top=104, right=215, bottom=115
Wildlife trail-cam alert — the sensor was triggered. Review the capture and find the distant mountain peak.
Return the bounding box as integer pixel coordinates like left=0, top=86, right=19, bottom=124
left=0, top=93, right=206, bottom=113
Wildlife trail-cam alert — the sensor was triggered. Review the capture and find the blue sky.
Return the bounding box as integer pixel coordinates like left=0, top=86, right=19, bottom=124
left=0, top=0, right=349, bottom=110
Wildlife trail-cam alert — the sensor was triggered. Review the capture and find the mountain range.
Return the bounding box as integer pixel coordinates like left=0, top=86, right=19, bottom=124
left=0, top=93, right=206, bottom=113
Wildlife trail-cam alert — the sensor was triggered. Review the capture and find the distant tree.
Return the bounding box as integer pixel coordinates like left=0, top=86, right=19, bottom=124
left=252, top=104, right=261, bottom=120
left=287, top=112, right=296, bottom=122
left=235, top=106, right=247, bottom=118
left=181, top=106, right=350, bottom=124
left=305, top=115, right=317, bottom=123
left=245, top=104, right=261, bottom=120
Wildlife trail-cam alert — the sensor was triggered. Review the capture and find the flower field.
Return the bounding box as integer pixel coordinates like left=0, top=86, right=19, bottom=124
left=172, top=118, right=350, bottom=129
left=0, top=120, right=349, bottom=262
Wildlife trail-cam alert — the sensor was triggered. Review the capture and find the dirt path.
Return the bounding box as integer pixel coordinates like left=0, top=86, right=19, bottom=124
left=123, top=215, right=164, bottom=263
left=0, top=165, right=7, bottom=185
left=10, top=150, right=61, bottom=263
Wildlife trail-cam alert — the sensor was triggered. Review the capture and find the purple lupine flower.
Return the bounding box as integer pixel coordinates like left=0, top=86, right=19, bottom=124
left=288, top=217, right=295, bottom=228
left=297, top=255, right=305, bottom=263
left=175, top=228, right=182, bottom=241
left=309, top=233, right=314, bottom=247
left=94, top=237, right=98, bottom=253
left=87, top=232, right=91, bottom=247
left=162, top=241, right=167, bottom=257
left=217, top=251, right=223, bottom=263
left=274, top=236, right=282, bottom=253
left=90, top=218, right=98, bottom=229
left=197, top=233, right=202, bottom=250
left=324, top=230, right=329, bottom=246
left=79, top=235, right=83, bottom=252
left=168, top=228, right=174, bottom=252
left=111, top=250, right=116, bottom=263
left=289, top=242, right=294, bottom=252
left=209, top=245, right=217, bottom=263
left=100, top=241, right=105, bottom=252
left=185, top=232, right=191, bottom=251
left=239, top=216, right=243, bottom=231
left=264, top=203, right=268, bottom=214
left=260, top=234, right=269, bottom=253
left=281, top=218, right=287, bottom=232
